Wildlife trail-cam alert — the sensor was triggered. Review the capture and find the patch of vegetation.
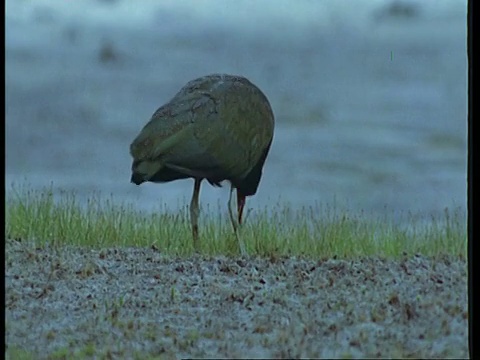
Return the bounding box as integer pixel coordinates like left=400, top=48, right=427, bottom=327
left=5, top=346, right=35, bottom=360
left=5, top=185, right=466, bottom=259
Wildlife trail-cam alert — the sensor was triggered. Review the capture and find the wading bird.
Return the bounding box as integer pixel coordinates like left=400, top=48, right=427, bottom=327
left=130, top=74, right=274, bottom=255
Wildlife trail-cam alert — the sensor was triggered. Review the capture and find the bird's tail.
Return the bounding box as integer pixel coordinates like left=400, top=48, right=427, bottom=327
left=130, top=159, right=162, bottom=185
left=130, top=172, right=145, bottom=185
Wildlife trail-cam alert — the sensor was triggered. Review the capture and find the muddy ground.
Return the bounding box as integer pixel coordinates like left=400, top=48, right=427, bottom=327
left=5, top=239, right=468, bottom=358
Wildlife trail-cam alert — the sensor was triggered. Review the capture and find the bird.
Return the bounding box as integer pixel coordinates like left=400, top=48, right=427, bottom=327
left=129, top=74, right=274, bottom=255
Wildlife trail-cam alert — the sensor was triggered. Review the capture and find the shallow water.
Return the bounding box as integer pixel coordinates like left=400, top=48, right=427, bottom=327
left=5, top=0, right=467, bottom=223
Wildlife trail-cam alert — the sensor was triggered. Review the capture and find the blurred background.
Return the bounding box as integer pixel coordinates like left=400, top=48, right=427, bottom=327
left=5, top=0, right=467, bottom=223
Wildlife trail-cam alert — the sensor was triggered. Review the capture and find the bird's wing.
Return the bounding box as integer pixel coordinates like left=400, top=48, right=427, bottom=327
left=130, top=91, right=227, bottom=179
left=130, top=75, right=274, bottom=183
left=129, top=98, right=199, bottom=162
left=193, top=78, right=275, bottom=180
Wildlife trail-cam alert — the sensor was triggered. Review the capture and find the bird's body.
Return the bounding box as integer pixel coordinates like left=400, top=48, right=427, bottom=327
left=130, top=74, right=274, bottom=254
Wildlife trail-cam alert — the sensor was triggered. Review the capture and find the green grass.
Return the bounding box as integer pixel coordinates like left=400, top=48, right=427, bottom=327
left=5, top=346, right=35, bottom=360
left=5, top=185, right=466, bottom=259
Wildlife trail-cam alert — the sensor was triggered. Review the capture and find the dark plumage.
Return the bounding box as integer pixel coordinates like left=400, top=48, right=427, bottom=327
left=130, top=74, right=274, bottom=254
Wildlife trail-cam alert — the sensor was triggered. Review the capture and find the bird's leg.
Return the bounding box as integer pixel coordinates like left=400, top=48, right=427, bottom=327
left=228, top=185, right=238, bottom=233
left=190, top=178, right=202, bottom=253
left=237, top=191, right=246, bottom=225
left=228, top=184, right=247, bottom=256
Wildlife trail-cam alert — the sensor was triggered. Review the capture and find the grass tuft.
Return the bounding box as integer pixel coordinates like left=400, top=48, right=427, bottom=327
left=5, top=185, right=466, bottom=259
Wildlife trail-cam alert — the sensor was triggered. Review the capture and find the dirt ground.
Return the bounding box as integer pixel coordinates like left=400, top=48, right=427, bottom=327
left=5, top=239, right=468, bottom=359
